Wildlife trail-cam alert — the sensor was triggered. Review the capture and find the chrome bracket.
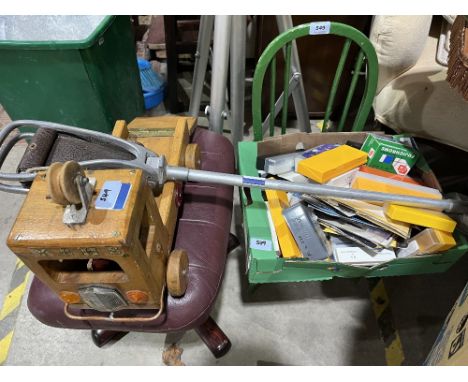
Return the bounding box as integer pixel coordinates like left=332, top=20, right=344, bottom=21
left=63, top=176, right=96, bottom=225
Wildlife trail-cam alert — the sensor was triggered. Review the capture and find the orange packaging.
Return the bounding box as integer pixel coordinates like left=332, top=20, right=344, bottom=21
left=359, top=165, right=421, bottom=185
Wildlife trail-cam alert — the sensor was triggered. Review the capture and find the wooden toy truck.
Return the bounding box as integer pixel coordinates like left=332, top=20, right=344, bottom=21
left=7, top=116, right=200, bottom=318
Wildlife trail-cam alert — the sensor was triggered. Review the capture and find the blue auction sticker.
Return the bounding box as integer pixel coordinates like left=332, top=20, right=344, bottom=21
left=242, top=177, right=265, bottom=186
left=95, top=181, right=132, bottom=210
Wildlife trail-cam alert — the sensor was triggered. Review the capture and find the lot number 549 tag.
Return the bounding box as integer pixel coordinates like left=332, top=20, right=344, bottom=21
left=309, top=21, right=331, bottom=35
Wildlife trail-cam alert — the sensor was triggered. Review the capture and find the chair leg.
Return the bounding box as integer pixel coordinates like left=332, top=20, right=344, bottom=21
left=194, top=316, right=231, bottom=358
left=227, top=233, right=240, bottom=253
left=164, top=16, right=182, bottom=113
left=91, top=329, right=129, bottom=348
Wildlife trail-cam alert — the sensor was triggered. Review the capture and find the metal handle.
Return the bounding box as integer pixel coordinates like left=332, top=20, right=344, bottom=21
left=166, top=166, right=468, bottom=213
left=0, top=120, right=161, bottom=194
left=3, top=120, right=468, bottom=213
left=0, top=130, right=35, bottom=194
left=0, top=120, right=148, bottom=160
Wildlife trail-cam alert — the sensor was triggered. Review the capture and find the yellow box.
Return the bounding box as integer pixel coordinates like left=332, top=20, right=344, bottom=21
left=384, top=204, right=457, bottom=233
left=296, top=145, right=367, bottom=184
left=352, top=172, right=442, bottom=200
left=399, top=227, right=457, bottom=257
left=265, top=189, right=302, bottom=258
left=416, top=228, right=457, bottom=253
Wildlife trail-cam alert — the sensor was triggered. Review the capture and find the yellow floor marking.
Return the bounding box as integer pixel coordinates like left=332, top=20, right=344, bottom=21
left=15, top=260, right=25, bottom=270
left=385, top=336, right=405, bottom=366
left=0, top=330, right=14, bottom=365
left=370, top=279, right=389, bottom=318
left=0, top=275, right=30, bottom=321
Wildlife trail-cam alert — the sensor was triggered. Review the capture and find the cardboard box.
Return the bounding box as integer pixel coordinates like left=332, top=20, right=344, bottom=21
left=426, top=282, right=468, bottom=365
left=238, top=132, right=468, bottom=284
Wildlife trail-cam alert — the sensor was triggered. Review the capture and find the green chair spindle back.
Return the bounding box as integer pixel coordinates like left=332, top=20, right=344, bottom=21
left=252, top=21, right=378, bottom=141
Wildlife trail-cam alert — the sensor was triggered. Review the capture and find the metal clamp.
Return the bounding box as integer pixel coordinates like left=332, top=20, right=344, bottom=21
left=63, top=176, right=96, bottom=225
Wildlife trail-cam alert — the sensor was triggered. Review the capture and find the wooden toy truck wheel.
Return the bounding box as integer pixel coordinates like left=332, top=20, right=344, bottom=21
left=47, top=161, right=84, bottom=205
left=59, top=161, right=83, bottom=205
left=166, top=249, right=189, bottom=297
left=185, top=143, right=201, bottom=169
left=47, top=162, right=69, bottom=205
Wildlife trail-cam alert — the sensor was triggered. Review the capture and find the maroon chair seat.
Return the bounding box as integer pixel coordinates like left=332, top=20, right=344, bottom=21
left=25, top=127, right=236, bottom=357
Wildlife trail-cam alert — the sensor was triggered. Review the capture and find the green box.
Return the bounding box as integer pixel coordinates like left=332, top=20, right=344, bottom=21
left=238, top=132, right=468, bottom=284
left=0, top=16, right=144, bottom=133
left=361, top=134, right=419, bottom=176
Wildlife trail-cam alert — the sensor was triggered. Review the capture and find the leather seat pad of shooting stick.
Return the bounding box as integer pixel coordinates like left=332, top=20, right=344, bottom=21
left=27, top=127, right=235, bottom=332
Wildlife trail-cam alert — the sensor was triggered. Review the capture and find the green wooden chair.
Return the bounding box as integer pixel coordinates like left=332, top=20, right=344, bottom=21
left=252, top=21, right=379, bottom=141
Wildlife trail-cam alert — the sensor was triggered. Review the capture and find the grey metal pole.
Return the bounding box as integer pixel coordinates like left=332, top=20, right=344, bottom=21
left=276, top=15, right=311, bottom=133
left=165, top=166, right=468, bottom=213
left=209, top=15, right=232, bottom=134
left=230, top=15, right=246, bottom=149
left=188, top=15, right=214, bottom=117
left=3, top=121, right=468, bottom=213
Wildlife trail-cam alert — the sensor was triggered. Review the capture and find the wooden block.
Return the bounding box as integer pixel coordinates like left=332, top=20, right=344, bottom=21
left=128, top=115, right=191, bottom=252
left=129, top=117, right=189, bottom=163
left=168, top=118, right=189, bottom=166
left=158, top=182, right=178, bottom=246
left=9, top=169, right=144, bottom=248
left=143, top=185, right=170, bottom=258
left=135, top=136, right=173, bottom=158
left=128, top=115, right=197, bottom=136
left=112, top=120, right=129, bottom=139
left=158, top=119, right=190, bottom=244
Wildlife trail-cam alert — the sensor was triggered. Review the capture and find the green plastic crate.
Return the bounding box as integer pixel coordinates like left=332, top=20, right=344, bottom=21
left=238, top=132, right=468, bottom=284
left=0, top=16, right=144, bottom=133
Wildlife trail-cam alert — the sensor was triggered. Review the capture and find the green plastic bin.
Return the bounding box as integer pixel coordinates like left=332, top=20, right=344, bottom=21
left=238, top=132, right=468, bottom=284
left=0, top=16, right=144, bottom=133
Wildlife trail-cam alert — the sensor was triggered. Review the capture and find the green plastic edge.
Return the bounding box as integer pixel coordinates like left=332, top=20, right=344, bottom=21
left=251, top=21, right=379, bottom=141
left=0, top=16, right=115, bottom=50
left=238, top=142, right=278, bottom=277
left=238, top=139, right=468, bottom=284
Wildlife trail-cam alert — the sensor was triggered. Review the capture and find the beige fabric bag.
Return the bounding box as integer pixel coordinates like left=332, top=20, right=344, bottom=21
left=371, top=16, right=468, bottom=152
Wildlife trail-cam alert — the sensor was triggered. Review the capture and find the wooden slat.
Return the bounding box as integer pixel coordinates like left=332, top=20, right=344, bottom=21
left=112, top=120, right=129, bottom=139
left=158, top=119, right=189, bottom=246
left=338, top=50, right=365, bottom=132
left=281, top=42, right=292, bottom=135
left=128, top=115, right=197, bottom=135
left=323, top=38, right=352, bottom=131
left=134, top=137, right=173, bottom=159
left=269, top=56, right=277, bottom=137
